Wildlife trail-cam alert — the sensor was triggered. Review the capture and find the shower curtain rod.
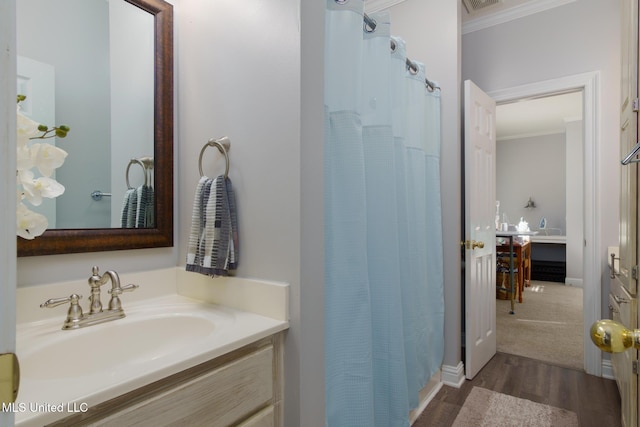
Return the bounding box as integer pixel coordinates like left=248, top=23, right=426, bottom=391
left=363, top=13, right=441, bottom=92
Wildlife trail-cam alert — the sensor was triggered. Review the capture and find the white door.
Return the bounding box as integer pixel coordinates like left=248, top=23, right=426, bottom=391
left=464, top=80, right=497, bottom=380
left=619, top=0, right=640, bottom=425
left=620, top=0, right=639, bottom=297
left=1, top=1, right=18, bottom=425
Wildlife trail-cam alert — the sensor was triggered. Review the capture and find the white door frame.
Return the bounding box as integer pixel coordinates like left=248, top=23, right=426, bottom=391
left=1, top=0, right=18, bottom=425
left=488, top=71, right=601, bottom=376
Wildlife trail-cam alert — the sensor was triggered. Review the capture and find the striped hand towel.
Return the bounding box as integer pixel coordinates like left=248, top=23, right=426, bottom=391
left=135, top=184, right=155, bottom=228
left=186, top=175, right=238, bottom=276
left=121, top=188, right=139, bottom=228
left=120, top=188, right=135, bottom=227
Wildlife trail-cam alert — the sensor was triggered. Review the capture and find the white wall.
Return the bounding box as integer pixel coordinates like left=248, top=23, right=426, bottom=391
left=300, top=0, right=326, bottom=424
left=497, top=133, right=566, bottom=233
left=175, top=1, right=315, bottom=426
left=385, top=0, right=463, bottom=376
left=462, top=0, right=620, bottom=319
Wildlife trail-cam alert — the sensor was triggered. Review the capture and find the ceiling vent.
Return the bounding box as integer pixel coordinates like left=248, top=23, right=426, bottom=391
left=462, top=0, right=503, bottom=14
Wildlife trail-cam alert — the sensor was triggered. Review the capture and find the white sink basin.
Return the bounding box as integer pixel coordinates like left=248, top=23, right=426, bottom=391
left=17, top=297, right=233, bottom=382
left=20, top=312, right=219, bottom=380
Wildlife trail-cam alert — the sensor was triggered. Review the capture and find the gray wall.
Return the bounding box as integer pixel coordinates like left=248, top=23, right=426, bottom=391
left=175, top=1, right=308, bottom=425
left=497, top=133, right=566, bottom=233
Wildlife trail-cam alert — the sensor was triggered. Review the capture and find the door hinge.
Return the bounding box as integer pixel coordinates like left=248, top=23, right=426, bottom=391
left=0, top=353, right=19, bottom=405
left=633, top=265, right=639, bottom=281
left=633, top=98, right=640, bottom=112
left=634, top=360, right=640, bottom=375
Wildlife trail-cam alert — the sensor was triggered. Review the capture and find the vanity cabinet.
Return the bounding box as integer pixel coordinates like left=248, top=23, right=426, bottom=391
left=48, top=333, right=284, bottom=427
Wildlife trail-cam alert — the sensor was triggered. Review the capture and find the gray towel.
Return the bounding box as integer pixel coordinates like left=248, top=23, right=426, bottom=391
left=120, top=188, right=135, bottom=227
left=186, top=175, right=238, bottom=276
left=122, top=188, right=138, bottom=228
left=135, top=185, right=154, bottom=228
left=144, top=185, right=155, bottom=227
left=121, top=184, right=154, bottom=229
left=186, top=177, right=212, bottom=268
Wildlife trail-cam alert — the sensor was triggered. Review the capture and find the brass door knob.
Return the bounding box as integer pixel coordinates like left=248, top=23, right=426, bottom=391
left=472, top=240, right=485, bottom=249
left=590, top=319, right=640, bottom=353
left=461, top=240, right=485, bottom=250
left=0, top=353, right=19, bottom=406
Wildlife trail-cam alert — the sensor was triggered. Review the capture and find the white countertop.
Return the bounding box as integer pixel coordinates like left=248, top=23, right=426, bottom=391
left=530, top=235, right=567, bottom=244
left=14, top=268, right=289, bottom=427
left=496, top=230, right=539, bottom=237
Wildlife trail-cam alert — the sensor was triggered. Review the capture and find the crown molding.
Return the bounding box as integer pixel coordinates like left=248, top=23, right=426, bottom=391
left=462, top=0, right=576, bottom=34
left=365, top=0, right=408, bottom=13
left=497, top=129, right=565, bottom=142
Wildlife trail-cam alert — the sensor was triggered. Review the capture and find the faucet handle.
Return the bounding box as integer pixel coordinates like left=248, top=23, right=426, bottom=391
left=108, top=283, right=138, bottom=311
left=40, top=294, right=82, bottom=309
left=41, top=294, right=84, bottom=329
left=108, top=283, right=139, bottom=296
left=121, top=283, right=139, bottom=292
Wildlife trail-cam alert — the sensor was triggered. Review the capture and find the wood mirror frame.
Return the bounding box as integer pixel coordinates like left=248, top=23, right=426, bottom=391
left=18, top=0, right=173, bottom=257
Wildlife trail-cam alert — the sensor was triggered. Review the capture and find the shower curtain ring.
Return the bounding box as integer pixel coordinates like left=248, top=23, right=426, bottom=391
left=363, top=13, right=377, bottom=33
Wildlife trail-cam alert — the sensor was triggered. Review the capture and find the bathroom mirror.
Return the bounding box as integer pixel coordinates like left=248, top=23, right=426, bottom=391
left=17, top=0, right=173, bottom=256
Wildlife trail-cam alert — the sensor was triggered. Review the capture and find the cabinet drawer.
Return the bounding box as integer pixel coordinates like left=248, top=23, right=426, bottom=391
left=237, top=406, right=275, bottom=427
left=97, top=345, right=274, bottom=427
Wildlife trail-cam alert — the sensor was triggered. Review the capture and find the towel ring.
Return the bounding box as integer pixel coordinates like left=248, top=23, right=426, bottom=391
left=199, top=136, right=231, bottom=179
left=126, top=158, right=148, bottom=189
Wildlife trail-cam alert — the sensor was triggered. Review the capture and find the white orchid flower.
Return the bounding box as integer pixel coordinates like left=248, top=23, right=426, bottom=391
left=16, top=202, right=48, bottom=240
left=29, top=142, right=68, bottom=177
left=18, top=170, right=65, bottom=206
left=16, top=106, right=41, bottom=149
left=17, top=188, right=25, bottom=204
left=16, top=97, right=70, bottom=239
left=17, top=145, right=34, bottom=172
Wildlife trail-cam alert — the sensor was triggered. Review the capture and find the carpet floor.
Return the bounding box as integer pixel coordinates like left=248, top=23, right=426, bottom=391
left=496, top=280, right=583, bottom=370
left=451, top=386, right=579, bottom=427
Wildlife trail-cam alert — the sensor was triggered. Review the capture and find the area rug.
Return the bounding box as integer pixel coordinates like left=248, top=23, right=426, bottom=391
left=496, top=281, right=583, bottom=370
left=452, top=387, right=578, bottom=427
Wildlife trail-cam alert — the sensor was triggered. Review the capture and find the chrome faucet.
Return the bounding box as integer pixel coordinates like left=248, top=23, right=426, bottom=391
left=41, top=266, right=139, bottom=330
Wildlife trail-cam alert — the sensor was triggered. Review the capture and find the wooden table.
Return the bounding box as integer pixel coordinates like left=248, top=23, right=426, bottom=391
left=497, top=239, right=531, bottom=303
left=496, top=231, right=537, bottom=313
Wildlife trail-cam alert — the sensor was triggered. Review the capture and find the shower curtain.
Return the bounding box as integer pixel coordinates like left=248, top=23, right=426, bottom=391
left=324, top=1, right=444, bottom=426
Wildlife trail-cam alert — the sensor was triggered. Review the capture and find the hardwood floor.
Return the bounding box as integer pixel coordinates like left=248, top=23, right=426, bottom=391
left=414, top=352, right=621, bottom=427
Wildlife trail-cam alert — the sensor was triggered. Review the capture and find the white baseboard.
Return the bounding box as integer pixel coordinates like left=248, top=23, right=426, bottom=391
left=601, top=358, right=614, bottom=380
left=409, top=372, right=443, bottom=425
left=565, top=277, right=584, bottom=288
left=442, top=362, right=465, bottom=388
